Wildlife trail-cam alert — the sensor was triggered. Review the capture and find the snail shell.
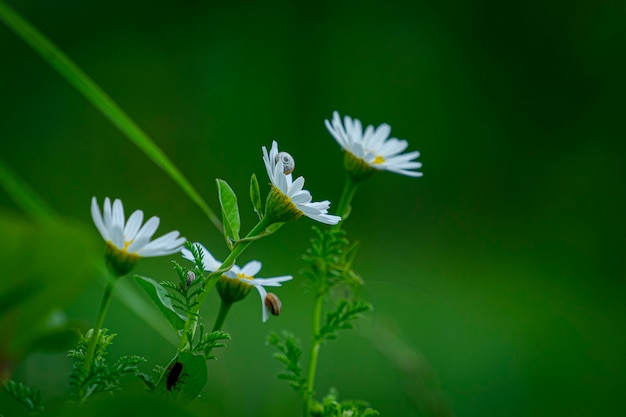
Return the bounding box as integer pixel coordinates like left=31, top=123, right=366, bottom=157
left=186, top=271, right=196, bottom=287
left=275, top=151, right=295, bottom=175
left=264, top=292, right=282, bottom=316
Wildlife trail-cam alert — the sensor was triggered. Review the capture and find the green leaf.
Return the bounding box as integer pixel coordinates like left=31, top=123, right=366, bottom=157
left=250, top=173, right=263, bottom=219
left=134, top=275, right=186, bottom=331
left=157, top=352, right=207, bottom=404
left=216, top=179, right=240, bottom=248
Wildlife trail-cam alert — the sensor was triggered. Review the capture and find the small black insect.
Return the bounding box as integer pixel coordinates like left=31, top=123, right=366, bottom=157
left=166, top=361, right=184, bottom=391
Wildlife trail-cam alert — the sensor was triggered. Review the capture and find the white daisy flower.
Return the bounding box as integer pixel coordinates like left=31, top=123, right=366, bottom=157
left=262, top=140, right=341, bottom=225
left=91, top=197, right=186, bottom=275
left=182, top=243, right=292, bottom=322
left=325, top=111, right=423, bottom=179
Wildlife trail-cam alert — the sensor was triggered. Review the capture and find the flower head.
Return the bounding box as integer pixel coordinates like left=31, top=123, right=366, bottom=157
left=181, top=243, right=293, bottom=322
left=91, top=197, right=186, bottom=276
left=325, top=111, right=423, bottom=180
left=262, top=141, right=341, bottom=225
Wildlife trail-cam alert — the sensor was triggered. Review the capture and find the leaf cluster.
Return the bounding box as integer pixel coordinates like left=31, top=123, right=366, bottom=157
left=266, top=331, right=307, bottom=396
left=161, top=252, right=206, bottom=320
left=317, top=299, right=372, bottom=342
left=67, top=329, right=145, bottom=404
left=302, top=227, right=362, bottom=295
left=1, top=380, right=44, bottom=413
left=186, top=325, right=230, bottom=360
left=312, top=388, right=380, bottom=417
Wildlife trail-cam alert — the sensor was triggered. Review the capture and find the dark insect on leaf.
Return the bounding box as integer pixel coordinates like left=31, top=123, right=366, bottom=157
left=166, top=361, right=184, bottom=391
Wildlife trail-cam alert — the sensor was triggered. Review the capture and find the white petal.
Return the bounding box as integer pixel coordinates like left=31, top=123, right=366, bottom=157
left=127, top=216, right=160, bottom=252
left=287, top=176, right=305, bottom=197
left=91, top=197, right=109, bottom=241
left=182, top=242, right=223, bottom=271
left=124, top=209, right=144, bottom=241
left=306, top=212, right=341, bottom=225
left=367, top=123, right=391, bottom=150
left=255, top=285, right=269, bottom=323
left=102, top=197, right=113, bottom=235
left=379, top=138, right=409, bottom=157
left=138, top=231, right=183, bottom=256
left=240, top=260, right=262, bottom=277
left=254, top=275, right=293, bottom=286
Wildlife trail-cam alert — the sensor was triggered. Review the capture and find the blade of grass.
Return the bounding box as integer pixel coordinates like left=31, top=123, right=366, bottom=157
left=0, top=1, right=222, bottom=233
left=0, top=158, right=56, bottom=223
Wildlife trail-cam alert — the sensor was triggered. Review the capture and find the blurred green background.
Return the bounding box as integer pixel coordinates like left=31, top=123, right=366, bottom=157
left=1, top=0, right=625, bottom=415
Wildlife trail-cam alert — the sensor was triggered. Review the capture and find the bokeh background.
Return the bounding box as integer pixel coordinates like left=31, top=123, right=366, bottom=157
left=1, top=0, right=625, bottom=415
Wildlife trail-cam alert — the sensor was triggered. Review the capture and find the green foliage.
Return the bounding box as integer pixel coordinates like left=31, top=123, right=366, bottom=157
left=267, top=331, right=307, bottom=396
left=1, top=380, right=44, bottom=413
left=135, top=243, right=208, bottom=334
left=68, top=329, right=146, bottom=404
left=317, top=299, right=372, bottom=342
left=186, top=325, right=230, bottom=360
left=312, top=388, right=380, bottom=417
left=159, top=261, right=205, bottom=319
left=135, top=275, right=186, bottom=331
left=302, top=227, right=362, bottom=295
left=250, top=173, right=263, bottom=219
left=216, top=178, right=241, bottom=249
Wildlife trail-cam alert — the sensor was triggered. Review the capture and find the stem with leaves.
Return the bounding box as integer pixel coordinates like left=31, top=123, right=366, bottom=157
left=83, top=274, right=116, bottom=373
left=303, top=176, right=359, bottom=416
left=178, top=216, right=272, bottom=352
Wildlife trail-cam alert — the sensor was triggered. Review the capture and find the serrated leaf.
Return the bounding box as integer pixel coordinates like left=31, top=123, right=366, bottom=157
left=249, top=173, right=263, bottom=219
left=216, top=179, right=240, bottom=248
left=134, top=276, right=186, bottom=331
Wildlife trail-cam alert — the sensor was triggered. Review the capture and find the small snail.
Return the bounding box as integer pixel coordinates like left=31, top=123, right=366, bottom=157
left=275, top=151, right=295, bottom=175
left=186, top=271, right=196, bottom=287
left=264, top=292, right=282, bottom=316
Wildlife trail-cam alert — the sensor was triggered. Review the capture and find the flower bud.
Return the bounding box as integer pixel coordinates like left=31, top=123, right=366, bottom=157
left=343, top=150, right=377, bottom=183
left=216, top=274, right=252, bottom=304
left=264, top=292, right=282, bottom=316
left=264, top=185, right=304, bottom=224
left=104, top=242, right=141, bottom=277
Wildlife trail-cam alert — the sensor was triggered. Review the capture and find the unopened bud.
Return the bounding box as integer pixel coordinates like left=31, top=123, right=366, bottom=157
left=264, top=292, right=282, bottom=316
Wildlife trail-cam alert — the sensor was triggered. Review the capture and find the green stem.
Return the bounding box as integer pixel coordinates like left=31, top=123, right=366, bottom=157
left=178, top=216, right=273, bottom=351
left=0, top=1, right=221, bottom=232
left=334, top=175, right=359, bottom=225
left=84, top=276, right=116, bottom=372
left=304, top=294, right=324, bottom=416
left=303, top=177, right=359, bottom=416
left=212, top=300, right=233, bottom=332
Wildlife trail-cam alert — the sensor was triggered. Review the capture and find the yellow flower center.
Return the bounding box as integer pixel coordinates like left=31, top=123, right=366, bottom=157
left=373, top=155, right=386, bottom=165
left=237, top=273, right=254, bottom=281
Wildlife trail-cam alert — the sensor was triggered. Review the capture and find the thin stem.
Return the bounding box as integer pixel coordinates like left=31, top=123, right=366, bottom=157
left=212, top=300, right=233, bottom=332
left=304, top=293, right=324, bottom=416
left=334, top=175, right=359, bottom=226
left=84, top=276, right=116, bottom=372
left=178, top=216, right=273, bottom=352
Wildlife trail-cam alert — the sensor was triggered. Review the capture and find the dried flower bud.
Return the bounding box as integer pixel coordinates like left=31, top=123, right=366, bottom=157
left=275, top=151, right=295, bottom=175
left=264, top=292, right=282, bottom=316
